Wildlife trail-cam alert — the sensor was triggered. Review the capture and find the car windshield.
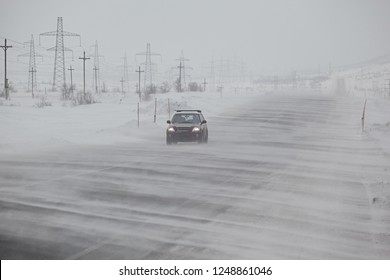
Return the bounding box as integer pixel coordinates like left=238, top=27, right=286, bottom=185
left=172, top=114, right=200, bottom=124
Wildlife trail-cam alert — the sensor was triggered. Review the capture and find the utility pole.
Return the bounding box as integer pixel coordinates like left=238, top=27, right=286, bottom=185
left=154, top=98, right=157, bottom=123
left=29, top=67, right=37, bottom=98
left=1, top=39, right=13, bottom=100
left=135, top=66, right=144, bottom=101
left=120, top=77, right=125, bottom=93
left=386, top=79, right=390, bottom=97
left=274, top=75, right=279, bottom=90
left=78, top=51, right=90, bottom=103
left=68, top=65, right=74, bottom=97
left=217, top=85, right=224, bottom=97
left=203, top=78, right=208, bottom=92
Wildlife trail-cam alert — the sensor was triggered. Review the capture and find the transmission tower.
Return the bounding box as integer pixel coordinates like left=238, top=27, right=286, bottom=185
left=217, top=57, right=231, bottom=84
left=209, top=58, right=215, bottom=91
left=18, top=35, right=42, bottom=93
left=136, top=43, right=161, bottom=95
left=239, top=59, right=247, bottom=84
left=175, top=51, right=192, bottom=91
left=91, top=41, right=101, bottom=94
left=122, top=53, right=130, bottom=93
left=176, top=61, right=184, bottom=92
left=40, top=17, right=81, bottom=91
left=144, top=44, right=152, bottom=93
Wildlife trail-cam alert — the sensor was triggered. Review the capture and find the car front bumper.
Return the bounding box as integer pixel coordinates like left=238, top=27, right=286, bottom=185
left=167, top=131, right=202, bottom=142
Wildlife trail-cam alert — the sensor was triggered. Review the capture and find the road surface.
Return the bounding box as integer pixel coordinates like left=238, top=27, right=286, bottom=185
left=1, top=92, right=389, bottom=259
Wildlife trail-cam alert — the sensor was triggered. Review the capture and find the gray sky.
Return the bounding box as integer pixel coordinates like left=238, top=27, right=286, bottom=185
left=1, top=0, right=390, bottom=80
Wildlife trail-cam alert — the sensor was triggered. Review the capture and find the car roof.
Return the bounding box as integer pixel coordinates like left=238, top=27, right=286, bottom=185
left=174, top=110, right=202, bottom=113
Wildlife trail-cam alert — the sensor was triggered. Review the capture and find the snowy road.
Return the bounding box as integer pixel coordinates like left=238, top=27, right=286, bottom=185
left=1, top=92, right=389, bottom=259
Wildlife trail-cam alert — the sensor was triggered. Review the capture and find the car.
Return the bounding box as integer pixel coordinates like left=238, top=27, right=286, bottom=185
left=166, top=110, right=208, bottom=144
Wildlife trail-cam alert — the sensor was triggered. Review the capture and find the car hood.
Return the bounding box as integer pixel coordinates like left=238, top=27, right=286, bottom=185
left=169, top=123, right=201, bottom=128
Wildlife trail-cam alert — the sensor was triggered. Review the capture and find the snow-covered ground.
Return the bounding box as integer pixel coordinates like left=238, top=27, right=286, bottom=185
left=0, top=88, right=390, bottom=259
left=0, top=89, right=255, bottom=154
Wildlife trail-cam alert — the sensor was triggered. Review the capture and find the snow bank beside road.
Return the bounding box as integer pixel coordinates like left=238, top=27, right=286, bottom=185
left=361, top=97, right=390, bottom=211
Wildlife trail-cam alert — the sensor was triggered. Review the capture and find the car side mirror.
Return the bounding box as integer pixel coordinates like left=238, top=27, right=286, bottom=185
left=167, top=120, right=171, bottom=124
left=201, top=120, right=207, bottom=124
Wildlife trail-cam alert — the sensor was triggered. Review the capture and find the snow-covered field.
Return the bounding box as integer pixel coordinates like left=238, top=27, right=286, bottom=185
left=0, top=90, right=254, bottom=153
left=0, top=88, right=390, bottom=259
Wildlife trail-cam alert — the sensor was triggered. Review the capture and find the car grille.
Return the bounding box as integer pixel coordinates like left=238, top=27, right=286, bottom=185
left=176, top=127, right=192, bottom=132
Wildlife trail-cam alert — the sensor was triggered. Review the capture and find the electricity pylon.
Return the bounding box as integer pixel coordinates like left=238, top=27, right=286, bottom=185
left=91, top=41, right=102, bottom=94
left=175, top=51, right=192, bottom=91
left=209, top=58, right=215, bottom=91
left=29, top=67, right=37, bottom=98
left=18, top=35, right=42, bottom=93
left=40, top=17, right=81, bottom=91
left=239, top=59, right=247, bottom=83
left=121, top=53, right=130, bottom=93
left=176, top=61, right=184, bottom=92
left=136, top=43, right=161, bottom=95
left=217, top=57, right=231, bottom=85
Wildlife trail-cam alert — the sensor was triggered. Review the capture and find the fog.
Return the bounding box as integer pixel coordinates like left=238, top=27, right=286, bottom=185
left=1, top=0, right=390, bottom=79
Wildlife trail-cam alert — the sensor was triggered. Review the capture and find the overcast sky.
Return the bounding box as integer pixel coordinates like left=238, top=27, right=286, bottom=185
left=1, top=0, right=390, bottom=79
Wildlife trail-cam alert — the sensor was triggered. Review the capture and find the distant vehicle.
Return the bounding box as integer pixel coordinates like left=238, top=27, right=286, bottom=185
left=166, top=110, right=208, bottom=144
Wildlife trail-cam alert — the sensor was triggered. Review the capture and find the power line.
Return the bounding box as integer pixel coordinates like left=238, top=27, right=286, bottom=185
left=0, top=36, right=24, bottom=46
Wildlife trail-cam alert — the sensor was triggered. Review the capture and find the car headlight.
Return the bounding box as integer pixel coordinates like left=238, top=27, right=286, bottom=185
left=167, top=127, right=175, bottom=132
left=192, top=127, right=200, bottom=132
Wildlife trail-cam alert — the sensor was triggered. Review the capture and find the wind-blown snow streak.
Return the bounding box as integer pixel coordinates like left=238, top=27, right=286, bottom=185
left=0, top=92, right=389, bottom=259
